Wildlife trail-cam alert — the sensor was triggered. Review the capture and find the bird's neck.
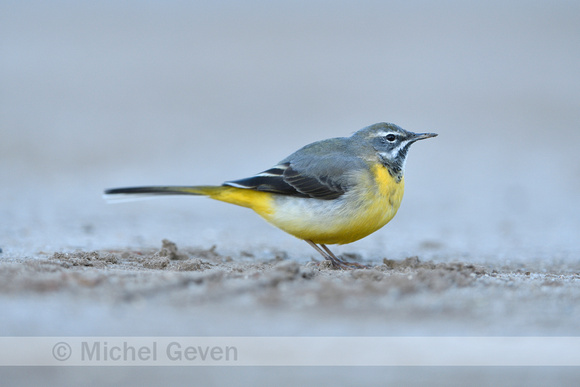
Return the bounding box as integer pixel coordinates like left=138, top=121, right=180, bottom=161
left=377, top=154, right=405, bottom=183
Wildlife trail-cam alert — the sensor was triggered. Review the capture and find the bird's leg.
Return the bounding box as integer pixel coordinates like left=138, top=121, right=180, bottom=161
left=320, top=244, right=369, bottom=269
left=305, top=240, right=368, bottom=270
left=305, top=240, right=334, bottom=261
left=319, top=244, right=349, bottom=265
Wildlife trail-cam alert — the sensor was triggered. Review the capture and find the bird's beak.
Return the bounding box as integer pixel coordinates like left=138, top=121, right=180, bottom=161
left=410, top=132, right=438, bottom=142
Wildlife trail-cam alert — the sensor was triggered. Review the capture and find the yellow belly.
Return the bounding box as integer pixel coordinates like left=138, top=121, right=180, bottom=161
left=202, top=164, right=404, bottom=245
left=264, top=165, right=404, bottom=244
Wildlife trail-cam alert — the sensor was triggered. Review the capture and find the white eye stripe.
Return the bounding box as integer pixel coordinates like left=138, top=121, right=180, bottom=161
left=372, top=131, right=399, bottom=139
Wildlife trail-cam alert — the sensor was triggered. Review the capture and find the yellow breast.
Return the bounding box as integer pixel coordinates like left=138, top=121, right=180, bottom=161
left=258, top=164, right=405, bottom=245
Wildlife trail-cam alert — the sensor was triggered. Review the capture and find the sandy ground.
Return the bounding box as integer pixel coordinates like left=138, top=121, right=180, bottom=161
left=2, top=1, right=580, bottom=385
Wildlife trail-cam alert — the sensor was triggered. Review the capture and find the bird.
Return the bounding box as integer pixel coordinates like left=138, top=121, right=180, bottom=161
left=104, top=122, right=437, bottom=269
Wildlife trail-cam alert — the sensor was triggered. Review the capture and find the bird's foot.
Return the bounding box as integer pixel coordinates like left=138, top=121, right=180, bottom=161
left=326, top=256, right=370, bottom=270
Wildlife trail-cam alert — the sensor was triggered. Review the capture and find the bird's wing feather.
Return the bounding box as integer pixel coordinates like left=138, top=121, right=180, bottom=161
left=224, top=142, right=367, bottom=200
left=224, top=163, right=309, bottom=197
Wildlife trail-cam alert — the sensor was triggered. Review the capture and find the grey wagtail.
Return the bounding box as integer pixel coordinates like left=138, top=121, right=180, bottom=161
left=105, top=122, right=437, bottom=269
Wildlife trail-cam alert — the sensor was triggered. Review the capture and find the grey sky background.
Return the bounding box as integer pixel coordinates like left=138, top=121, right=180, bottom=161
left=1, top=1, right=579, bottom=261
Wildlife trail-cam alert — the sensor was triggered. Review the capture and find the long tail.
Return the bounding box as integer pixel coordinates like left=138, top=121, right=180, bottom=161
left=103, top=186, right=223, bottom=204
left=103, top=185, right=274, bottom=214
left=104, top=185, right=219, bottom=198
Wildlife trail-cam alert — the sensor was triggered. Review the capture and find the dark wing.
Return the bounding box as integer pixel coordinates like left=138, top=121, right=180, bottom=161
left=224, top=162, right=347, bottom=200
left=224, top=137, right=370, bottom=200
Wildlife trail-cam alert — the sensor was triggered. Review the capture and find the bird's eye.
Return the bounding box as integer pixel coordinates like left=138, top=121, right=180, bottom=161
left=385, top=134, right=396, bottom=142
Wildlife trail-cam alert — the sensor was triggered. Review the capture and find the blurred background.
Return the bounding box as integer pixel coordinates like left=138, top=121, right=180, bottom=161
left=2, top=1, right=579, bottom=263
left=2, top=1, right=580, bottom=385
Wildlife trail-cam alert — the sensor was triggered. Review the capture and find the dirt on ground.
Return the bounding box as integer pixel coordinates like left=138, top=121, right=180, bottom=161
left=2, top=239, right=577, bottom=319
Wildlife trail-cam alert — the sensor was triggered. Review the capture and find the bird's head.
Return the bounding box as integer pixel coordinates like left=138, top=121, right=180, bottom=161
left=353, top=122, right=437, bottom=181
